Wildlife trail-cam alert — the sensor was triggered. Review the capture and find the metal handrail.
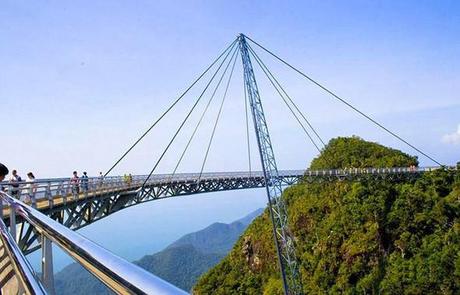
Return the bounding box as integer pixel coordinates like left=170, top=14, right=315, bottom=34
left=0, top=167, right=453, bottom=208
left=0, top=217, right=47, bottom=295
left=0, top=166, right=449, bottom=186
left=0, top=192, right=187, bottom=295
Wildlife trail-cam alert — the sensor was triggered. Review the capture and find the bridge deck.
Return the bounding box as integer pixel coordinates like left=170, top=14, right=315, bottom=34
left=0, top=166, right=446, bottom=218
left=0, top=171, right=290, bottom=216
left=0, top=166, right=451, bottom=255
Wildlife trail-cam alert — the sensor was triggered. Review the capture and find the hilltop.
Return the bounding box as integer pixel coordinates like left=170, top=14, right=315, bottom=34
left=193, top=136, right=459, bottom=294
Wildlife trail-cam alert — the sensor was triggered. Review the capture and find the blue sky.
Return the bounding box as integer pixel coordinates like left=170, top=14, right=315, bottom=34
left=1, top=1, right=459, bottom=178
left=2, top=0, right=460, bottom=273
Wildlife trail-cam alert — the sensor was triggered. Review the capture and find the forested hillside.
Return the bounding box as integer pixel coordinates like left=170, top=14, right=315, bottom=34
left=193, top=136, right=460, bottom=294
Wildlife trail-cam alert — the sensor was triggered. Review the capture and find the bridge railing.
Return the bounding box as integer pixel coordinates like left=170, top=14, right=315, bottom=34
left=0, top=191, right=187, bottom=295
left=1, top=176, right=115, bottom=210
left=0, top=172, right=270, bottom=208
left=302, top=166, right=449, bottom=177
left=0, top=167, right=452, bottom=210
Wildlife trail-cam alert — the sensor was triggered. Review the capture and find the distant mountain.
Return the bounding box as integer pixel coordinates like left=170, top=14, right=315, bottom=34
left=54, top=208, right=264, bottom=294
left=236, top=208, right=264, bottom=226
left=136, top=244, right=224, bottom=292
left=168, top=207, right=264, bottom=254
left=135, top=208, right=263, bottom=291
left=55, top=263, right=108, bottom=295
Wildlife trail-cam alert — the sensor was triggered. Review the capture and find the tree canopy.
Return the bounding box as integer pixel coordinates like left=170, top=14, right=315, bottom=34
left=310, top=136, right=418, bottom=170
left=193, top=137, right=459, bottom=294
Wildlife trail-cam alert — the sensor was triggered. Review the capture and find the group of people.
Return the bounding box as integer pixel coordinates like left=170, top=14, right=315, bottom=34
left=123, top=173, right=133, bottom=186
left=0, top=163, right=37, bottom=202
left=69, top=171, right=105, bottom=194
left=0, top=163, right=110, bottom=202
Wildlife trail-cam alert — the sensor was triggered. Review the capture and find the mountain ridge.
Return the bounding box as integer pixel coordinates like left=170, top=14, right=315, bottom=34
left=167, top=208, right=264, bottom=254
left=54, top=207, right=264, bottom=294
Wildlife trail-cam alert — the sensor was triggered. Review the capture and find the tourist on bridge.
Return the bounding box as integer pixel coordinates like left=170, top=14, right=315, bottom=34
left=9, top=169, right=22, bottom=198
left=81, top=171, right=89, bottom=192
left=24, top=172, right=37, bottom=207
left=98, top=172, right=104, bottom=187
left=0, top=163, right=9, bottom=192
left=0, top=163, right=8, bottom=182
left=70, top=171, right=80, bottom=195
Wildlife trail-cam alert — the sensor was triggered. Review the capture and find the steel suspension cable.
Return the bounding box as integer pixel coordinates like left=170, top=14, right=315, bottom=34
left=244, top=78, right=252, bottom=176
left=198, top=48, right=239, bottom=180
left=245, top=35, right=442, bottom=166
left=170, top=46, right=240, bottom=180
left=248, top=44, right=326, bottom=148
left=104, top=38, right=238, bottom=177
left=247, top=44, right=323, bottom=154
left=140, top=42, right=238, bottom=189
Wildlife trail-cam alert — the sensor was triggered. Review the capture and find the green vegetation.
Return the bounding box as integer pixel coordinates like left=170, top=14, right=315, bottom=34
left=310, top=136, right=418, bottom=169
left=193, top=136, right=459, bottom=294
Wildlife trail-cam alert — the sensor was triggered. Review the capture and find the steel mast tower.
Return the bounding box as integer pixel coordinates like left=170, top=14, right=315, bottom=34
left=238, top=34, right=302, bottom=294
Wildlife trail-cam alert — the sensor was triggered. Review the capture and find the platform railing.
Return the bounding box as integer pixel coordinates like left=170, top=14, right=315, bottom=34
left=0, top=167, right=452, bottom=211
left=0, top=191, right=188, bottom=295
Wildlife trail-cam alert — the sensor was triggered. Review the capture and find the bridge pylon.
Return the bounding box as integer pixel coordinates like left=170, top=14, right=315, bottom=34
left=238, top=34, right=303, bottom=295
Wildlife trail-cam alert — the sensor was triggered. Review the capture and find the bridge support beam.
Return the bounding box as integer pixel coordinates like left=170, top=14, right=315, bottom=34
left=239, top=34, right=302, bottom=294
left=41, top=235, right=55, bottom=295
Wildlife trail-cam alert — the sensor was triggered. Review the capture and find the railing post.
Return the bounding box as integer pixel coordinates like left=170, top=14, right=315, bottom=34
left=63, top=182, right=69, bottom=205
left=46, top=182, right=53, bottom=209
left=31, top=192, right=37, bottom=209
left=72, top=183, right=78, bottom=201
left=9, top=202, right=16, bottom=242
left=59, top=181, right=65, bottom=197
left=41, top=235, right=56, bottom=295
left=17, top=185, right=22, bottom=201
left=84, top=180, right=89, bottom=199
left=91, top=178, right=96, bottom=192
left=56, top=181, right=61, bottom=197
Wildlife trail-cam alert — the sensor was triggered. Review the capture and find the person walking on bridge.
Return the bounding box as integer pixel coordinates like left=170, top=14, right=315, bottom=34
left=70, top=171, right=80, bottom=196
left=25, top=172, right=37, bottom=207
left=98, top=171, right=104, bottom=188
left=81, top=171, right=89, bottom=192
left=9, top=169, right=22, bottom=198
left=0, top=163, right=9, bottom=192
left=128, top=174, right=133, bottom=186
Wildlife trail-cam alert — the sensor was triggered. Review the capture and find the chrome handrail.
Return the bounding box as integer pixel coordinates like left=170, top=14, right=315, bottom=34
left=0, top=167, right=453, bottom=207
left=0, top=217, right=47, bottom=294
left=0, top=192, right=187, bottom=295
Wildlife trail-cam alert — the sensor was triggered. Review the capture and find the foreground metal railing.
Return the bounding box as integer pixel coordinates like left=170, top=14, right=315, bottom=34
left=0, top=217, right=47, bottom=294
left=0, top=191, right=187, bottom=295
